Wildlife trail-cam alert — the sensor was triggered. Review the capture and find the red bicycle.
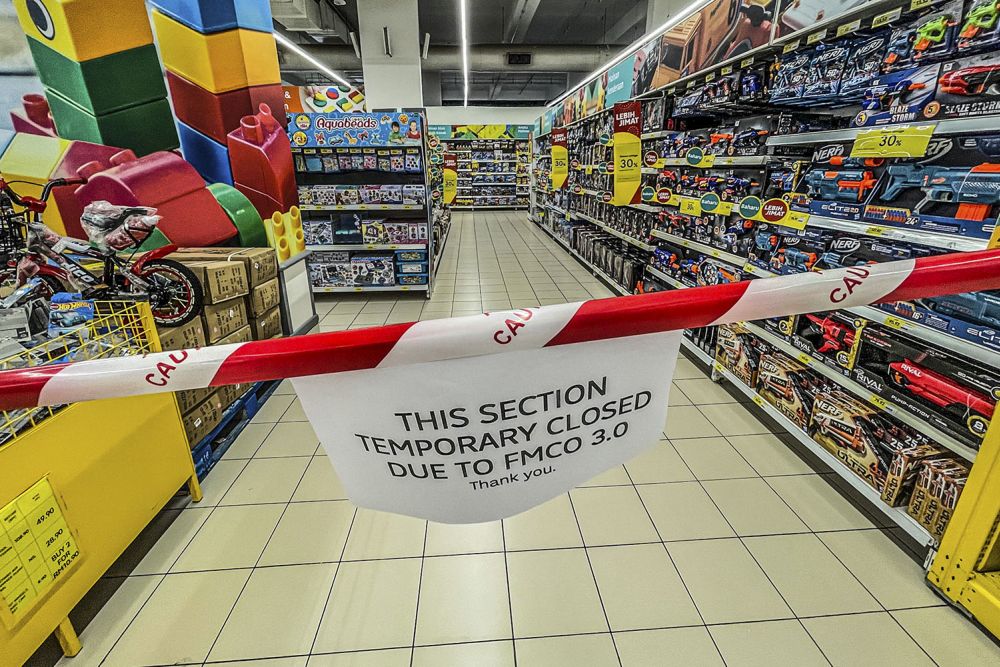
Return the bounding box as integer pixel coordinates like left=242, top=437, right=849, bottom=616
left=0, top=177, right=203, bottom=327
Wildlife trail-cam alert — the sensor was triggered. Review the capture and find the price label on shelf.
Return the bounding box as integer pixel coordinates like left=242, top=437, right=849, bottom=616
left=686, top=80, right=696, bottom=89
left=852, top=124, right=937, bottom=158
left=911, top=0, right=933, bottom=10
left=740, top=57, right=754, bottom=68
left=721, top=66, right=733, bottom=75
left=836, top=19, right=861, bottom=38
left=796, top=352, right=813, bottom=366
left=752, top=394, right=765, bottom=408
left=883, top=316, right=905, bottom=330
left=869, top=394, right=889, bottom=410
left=679, top=197, right=702, bottom=216
left=864, top=225, right=886, bottom=237
left=872, top=7, right=902, bottom=28
left=713, top=361, right=725, bottom=374
left=782, top=39, right=800, bottom=54
left=705, top=72, right=717, bottom=82
left=807, top=29, right=827, bottom=45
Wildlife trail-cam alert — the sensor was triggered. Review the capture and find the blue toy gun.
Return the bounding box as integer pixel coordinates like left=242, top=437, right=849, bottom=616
left=804, top=168, right=879, bottom=202
left=881, top=163, right=1000, bottom=220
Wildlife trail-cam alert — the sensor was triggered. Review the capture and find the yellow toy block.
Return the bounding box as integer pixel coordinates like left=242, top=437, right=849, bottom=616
left=14, top=0, right=153, bottom=63
left=267, top=207, right=305, bottom=261
left=151, top=10, right=280, bottom=94
left=0, top=133, right=71, bottom=234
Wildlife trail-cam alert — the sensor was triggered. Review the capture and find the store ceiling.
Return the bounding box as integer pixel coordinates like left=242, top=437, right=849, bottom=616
left=273, top=0, right=655, bottom=105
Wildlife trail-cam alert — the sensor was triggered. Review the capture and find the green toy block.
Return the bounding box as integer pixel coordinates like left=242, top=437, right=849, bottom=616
left=47, top=90, right=179, bottom=156
left=27, top=37, right=167, bottom=116
left=138, top=227, right=173, bottom=252
left=207, top=182, right=268, bottom=247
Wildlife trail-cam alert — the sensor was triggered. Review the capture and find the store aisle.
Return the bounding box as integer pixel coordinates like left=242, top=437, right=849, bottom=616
left=57, top=212, right=999, bottom=667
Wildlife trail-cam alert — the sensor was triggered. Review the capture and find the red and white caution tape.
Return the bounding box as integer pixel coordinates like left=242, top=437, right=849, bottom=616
left=3, top=248, right=1000, bottom=411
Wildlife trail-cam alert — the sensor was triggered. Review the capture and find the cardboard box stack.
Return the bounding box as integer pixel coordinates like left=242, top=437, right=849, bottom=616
left=156, top=247, right=282, bottom=448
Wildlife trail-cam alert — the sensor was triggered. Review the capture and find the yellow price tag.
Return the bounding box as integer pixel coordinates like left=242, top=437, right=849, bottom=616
left=782, top=39, right=800, bottom=54
left=851, top=124, right=937, bottom=158
left=869, top=394, right=889, bottom=409
left=740, top=56, right=754, bottom=68
left=796, top=352, right=813, bottom=366
left=864, top=225, right=886, bottom=236
left=714, top=201, right=735, bottom=217
left=752, top=394, right=765, bottom=408
left=911, top=0, right=933, bottom=10
left=721, top=66, right=733, bottom=75
left=686, top=80, right=696, bottom=89
left=705, top=72, right=717, bottom=82
left=807, top=30, right=827, bottom=45
left=654, top=158, right=666, bottom=169
left=679, top=198, right=702, bottom=216
left=837, top=19, right=861, bottom=37
left=713, top=362, right=724, bottom=374
left=872, top=7, right=902, bottom=28
left=883, top=316, right=905, bottom=330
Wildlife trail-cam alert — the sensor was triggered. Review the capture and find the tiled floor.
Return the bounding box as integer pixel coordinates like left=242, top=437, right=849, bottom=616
left=53, top=212, right=1000, bottom=666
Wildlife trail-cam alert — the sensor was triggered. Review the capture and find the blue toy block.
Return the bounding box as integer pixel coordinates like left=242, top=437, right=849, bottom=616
left=0, top=128, right=14, bottom=159
left=177, top=120, right=234, bottom=185
left=148, top=0, right=272, bottom=34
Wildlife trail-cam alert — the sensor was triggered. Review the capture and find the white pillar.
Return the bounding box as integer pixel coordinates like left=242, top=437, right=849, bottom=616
left=357, top=0, right=423, bottom=109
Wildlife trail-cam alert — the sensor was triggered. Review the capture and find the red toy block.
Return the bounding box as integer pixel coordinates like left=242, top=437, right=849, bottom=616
left=226, top=103, right=297, bottom=210
left=50, top=139, right=126, bottom=237
left=10, top=94, right=56, bottom=137
left=74, top=150, right=236, bottom=246
left=234, top=181, right=282, bottom=220
left=167, top=71, right=285, bottom=145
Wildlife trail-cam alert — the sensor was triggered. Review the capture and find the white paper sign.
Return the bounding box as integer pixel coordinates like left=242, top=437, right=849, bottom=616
left=293, top=331, right=681, bottom=523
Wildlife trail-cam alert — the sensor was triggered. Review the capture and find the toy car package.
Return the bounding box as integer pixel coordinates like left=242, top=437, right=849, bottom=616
left=852, top=324, right=1000, bottom=448
left=48, top=293, right=94, bottom=336
left=931, top=51, right=1000, bottom=117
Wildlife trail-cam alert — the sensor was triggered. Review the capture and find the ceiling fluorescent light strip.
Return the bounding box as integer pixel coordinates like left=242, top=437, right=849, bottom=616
left=273, top=31, right=352, bottom=88
left=460, top=0, right=469, bottom=106
left=547, top=0, right=713, bottom=108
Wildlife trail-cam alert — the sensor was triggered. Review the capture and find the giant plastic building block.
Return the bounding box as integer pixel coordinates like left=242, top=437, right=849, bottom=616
left=148, top=0, right=273, bottom=34
left=166, top=71, right=285, bottom=144
left=13, top=0, right=153, bottom=62
left=151, top=10, right=280, bottom=93
left=235, top=182, right=283, bottom=220
left=27, top=38, right=167, bottom=115
left=177, top=120, right=234, bottom=185
left=74, top=150, right=237, bottom=246
left=227, top=104, right=297, bottom=210
left=0, top=130, right=14, bottom=159
left=266, top=207, right=304, bottom=261
left=0, top=133, right=71, bottom=233
left=47, top=91, right=178, bottom=156
left=207, top=183, right=267, bottom=247
left=49, top=139, right=126, bottom=238
left=10, top=93, right=56, bottom=136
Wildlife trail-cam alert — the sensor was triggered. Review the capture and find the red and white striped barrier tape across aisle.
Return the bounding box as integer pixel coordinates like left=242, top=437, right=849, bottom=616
left=3, top=248, right=1000, bottom=411
left=7, top=249, right=1000, bottom=522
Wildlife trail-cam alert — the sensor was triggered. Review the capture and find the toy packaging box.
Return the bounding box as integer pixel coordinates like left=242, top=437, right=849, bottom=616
left=307, top=251, right=353, bottom=287
left=792, top=140, right=882, bottom=221
left=801, top=43, right=852, bottom=102
left=791, top=310, right=865, bottom=376
left=768, top=227, right=834, bottom=275
left=878, top=288, right=1000, bottom=353
left=335, top=185, right=361, bottom=206
left=850, top=63, right=941, bottom=127
left=303, top=219, right=333, bottom=246
left=840, top=32, right=891, bottom=97
left=853, top=324, right=999, bottom=448
left=932, top=51, right=1000, bottom=118
left=352, top=253, right=396, bottom=286
left=882, top=439, right=949, bottom=507
left=760, top=314, right=797, bottom=341
left=862, top=134, right=1000, bottom=238
left=814, top=233, right=932, bottom=270
left=715, top=322, right=772, bottom=387
left=361, top=219, right=388, bottom=244
left=359, top=184, right=403, bottom=205
left=756, top=350, right=834, bottom=428
left=908, top=458, right=970, bottom=538
left=769, top=51, right=811, bottom=104
left=883, top=0, right=966, bottom=72
left=402, top=184, right=427, bottom=205
left=958, top=0, right=1000, bottom=53
left=807, top=390, right=899, bottom=491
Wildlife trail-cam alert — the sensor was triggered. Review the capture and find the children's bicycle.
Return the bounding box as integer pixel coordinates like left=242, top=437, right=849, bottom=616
left=0, top=177, right=203, bottom=327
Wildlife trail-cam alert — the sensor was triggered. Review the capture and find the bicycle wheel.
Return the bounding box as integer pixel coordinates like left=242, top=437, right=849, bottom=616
left=138, top=259, right=204, bottom=327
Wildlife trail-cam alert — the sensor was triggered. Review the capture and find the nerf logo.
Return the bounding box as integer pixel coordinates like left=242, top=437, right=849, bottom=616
left=760, top=361, right=779, bottom=373
left=922, top=137, right=953, bottom=162
left=814, top=144, right=845, bottom=162
left=830, top=238, right=861, bottom=252
left=830, top=266, right=871, bottom=303
left=787, top=55, right=809, bottom=68
left=815, top=398, right=843, bottom=416
left=857, top=39, right=884, bottom=57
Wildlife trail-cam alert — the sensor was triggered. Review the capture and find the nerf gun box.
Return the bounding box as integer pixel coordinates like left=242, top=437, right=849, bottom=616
left=802, top=42, right=852, bottom=102
left=760, top=314, right=797, bottom=342
left=840, top=32, right=891, bottom=97
left=882, top=439, right=948, bottom=507
left=793, top=141, right=885, bottom=220
left=769, top=51, right=811, bottom=104
left=878, top=288, right=1000, bottom=354
left=931, top=51, right=1000, bottom=118
left=862, top=134, right=1000, bottom=238
left=957, top=0, right=1000, bottom=52
left=768, top=227, right=834, bottom=276
left=813, top=233, right=932, bottom=271
left=791, top=310, right=865, bottom=376
left=716, top=322, right=772, bottom=387
left=851, top=63, right=941, bottom=127
left=808, top=390, right=893, bottom=490
left=883, top=0, right=965, bottom=72
left=756, top=350, right=836, bottom=429
left=852, top=324, right=1000, bottom=448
